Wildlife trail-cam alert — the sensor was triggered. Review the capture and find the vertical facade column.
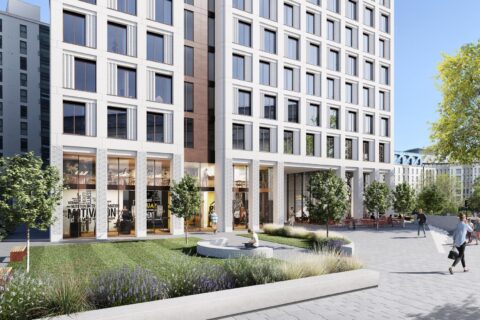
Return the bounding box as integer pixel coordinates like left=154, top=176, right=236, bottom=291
left=337, top=166, right=346, bottom=180
left=249, top=160, right=260, bottom=231
left=216, top=158, right=233, bottom=232
left=273, top=162, right=285, bottom=225
left=50, top=146, right=63, bottom=242
left=354, top=167, right=364, bottom=219
left=96, top=149, right=108, bottom=240
left=171, top=154, right=184, bottom=235
left=136, top=152, right=147, bottom=237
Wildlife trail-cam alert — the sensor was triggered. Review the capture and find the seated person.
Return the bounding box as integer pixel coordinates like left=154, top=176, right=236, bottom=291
left=244, top=229, right=259, bottom=248
left=387, top=214, right=393, bottom=224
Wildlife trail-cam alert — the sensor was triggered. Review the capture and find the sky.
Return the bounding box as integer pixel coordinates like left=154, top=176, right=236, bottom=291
left=2, top=0, right=480, bottom=152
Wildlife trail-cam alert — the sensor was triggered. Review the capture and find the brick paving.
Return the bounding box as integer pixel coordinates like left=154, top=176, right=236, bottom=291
left=225, top=224, right=480, bottom=320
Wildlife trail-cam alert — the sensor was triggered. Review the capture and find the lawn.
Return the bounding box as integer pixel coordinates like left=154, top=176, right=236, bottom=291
left=238, top=233, right=313, bottom=249
left=9, top=237, right=220, bottom=280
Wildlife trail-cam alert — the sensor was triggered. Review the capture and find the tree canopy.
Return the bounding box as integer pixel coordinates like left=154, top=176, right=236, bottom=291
left=392, top=182, right=416, bottom=215
left=429, top=41, right=480, bottom=164
left=364, top=181, right=391, bottom=218
left=417, top=184, right=448, bottom=215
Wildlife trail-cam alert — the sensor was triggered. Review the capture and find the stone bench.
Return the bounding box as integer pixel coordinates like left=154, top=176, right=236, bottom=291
left=197, top=238, right=274, bottom=259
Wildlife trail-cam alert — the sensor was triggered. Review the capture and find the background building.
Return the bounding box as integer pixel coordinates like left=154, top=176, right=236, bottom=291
left=0, top=0, right=50, bottom=162
left=50, top=0, right=395, bottom=241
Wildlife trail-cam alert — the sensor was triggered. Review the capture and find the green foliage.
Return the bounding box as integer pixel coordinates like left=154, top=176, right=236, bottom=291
left=392, top=182, right=416, bottom=215
left=364, top=181, right=391, bottom=217
left=170, top=175, right=202, bottom=243
left=307, top=171, right=349, bottom=237
left=418, top=174, right=461, bottom=215
left=46, top=275, right=92, bottom=315
left=417, top=184, right=448, bottom=215
left=223, top=258, right=287, bottom=287
left=429, top=41, right=480, bottom=164
left=468, top=178, right=480, bottom=211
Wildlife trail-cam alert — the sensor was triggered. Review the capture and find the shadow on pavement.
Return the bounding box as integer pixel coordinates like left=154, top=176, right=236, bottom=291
left=407, top=298, right=480, bottom=320
left=391, top=236, right=424, bottom=239
left=390, top=271, right=448, bottom=275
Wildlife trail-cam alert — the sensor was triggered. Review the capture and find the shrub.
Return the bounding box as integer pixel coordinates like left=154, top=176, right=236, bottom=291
left=223, top=258, right=288, bottom=287
left=46, top=274, right=92, bottom=315
left=88, top=267, right=168, bottom=308
left=0, top=273, right=49, bottom=320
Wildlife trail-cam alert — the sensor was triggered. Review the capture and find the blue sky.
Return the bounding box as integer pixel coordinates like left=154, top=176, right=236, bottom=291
left=3, top=0, right=480, bottom=152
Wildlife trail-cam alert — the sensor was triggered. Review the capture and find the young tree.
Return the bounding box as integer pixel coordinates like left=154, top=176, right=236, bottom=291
left=392, top=182, right=416, bottom=216
left=307, top=170, right=349, bottom=238
left=170, top=175, right=202, bottom=244
left=0, top=153, right=62, bottom=273
left=429, top=41, right=480, bottom=164
left=364, top=181, right=391, bottom=229
left=417, top=184, right=448, bottom=215
left=468, top=178, right=480, bottom=212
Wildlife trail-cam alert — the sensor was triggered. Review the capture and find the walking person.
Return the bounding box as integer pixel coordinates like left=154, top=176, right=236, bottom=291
left=449, top=213, right=473, bottom=274
left=417, top=209, right=427, bottom=237
left=210, top=210, right=218, bottom=234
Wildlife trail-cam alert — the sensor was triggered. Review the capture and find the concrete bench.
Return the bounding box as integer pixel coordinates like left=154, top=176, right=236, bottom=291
left=197, top=238, right=274, bottom=259
left=10, top=246, right=27, bottom=262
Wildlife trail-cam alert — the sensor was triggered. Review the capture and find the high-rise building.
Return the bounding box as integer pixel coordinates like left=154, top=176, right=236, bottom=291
left=50, top=0, right=394, bottom=241
left=0, top=0, right=50, bottom=163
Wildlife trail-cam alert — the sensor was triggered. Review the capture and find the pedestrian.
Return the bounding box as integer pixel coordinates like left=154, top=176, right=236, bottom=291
left=449, top=213, right=473, bottom=274
left=210, top=210, right=218, bottom=234
left=417, top=208, right=427, bottom=237
left=474, top=219, right=480, bottom=245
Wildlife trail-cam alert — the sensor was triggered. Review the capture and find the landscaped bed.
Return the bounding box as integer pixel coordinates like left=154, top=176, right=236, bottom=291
left=1, top=237, right=361, bottom=320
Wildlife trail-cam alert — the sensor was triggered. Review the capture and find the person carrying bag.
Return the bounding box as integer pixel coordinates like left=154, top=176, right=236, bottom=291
left=449, top=213, right=473, bottom=274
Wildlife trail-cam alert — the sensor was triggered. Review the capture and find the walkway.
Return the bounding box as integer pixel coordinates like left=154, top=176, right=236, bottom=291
left=224, top=224, right=480, bottom=320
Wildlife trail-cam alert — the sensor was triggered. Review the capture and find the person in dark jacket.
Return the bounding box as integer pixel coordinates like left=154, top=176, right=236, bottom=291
left=417, top=208, right=427, bottom=237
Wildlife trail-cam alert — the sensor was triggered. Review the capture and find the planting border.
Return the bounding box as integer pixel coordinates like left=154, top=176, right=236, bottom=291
left=49, top=269, right=379, bottom=320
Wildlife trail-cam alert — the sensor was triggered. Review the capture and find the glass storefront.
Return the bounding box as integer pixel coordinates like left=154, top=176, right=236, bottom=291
left=233, top=165, right=249, bottom=230
left=259, top=167, right=273, bottom=225
left=184, top=162, right=215, bottom=230
left=107, top=158, right=136, bottom=237
left=286, top=172, right=316, bottom=223
left=147, top=159, right=170, bottom=234
left=63, top=154, right=96, bottom=238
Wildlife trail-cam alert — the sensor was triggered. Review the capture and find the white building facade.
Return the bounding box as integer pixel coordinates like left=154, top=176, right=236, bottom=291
left=50, top=0, right=395, bottom=241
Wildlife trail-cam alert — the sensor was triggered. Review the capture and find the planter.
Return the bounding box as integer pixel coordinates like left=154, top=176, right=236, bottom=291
left=49, top=269, right=379, bottom=320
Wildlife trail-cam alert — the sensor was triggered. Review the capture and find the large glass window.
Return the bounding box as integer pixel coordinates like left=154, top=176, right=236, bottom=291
left=306, top=134, right=315, bottom=156
left=327, top=136, right=335, bottom=158
left=147, top=32, right=164, bottom=63
left=263, top=29, right=276, bottom=54
left=232, top=124, right=245, bottom=150
left=184, top=118, right=194, bottom=148
left=233, top=0, right=245, bottom=10
left=286, top=37, right=299, bottom=60
left=260, top=0, right=271, bottom=19
left=117, top=67, right=136, bottom=98
left=308, top=43, right=320, bottom=66
left=345, top=139, right=353, bottom=160
left=117, top=0, right=136, bottom=15
left=308, top=103, right=320, bottom=126
left=232, top=54, right=245, bottom=80
left=184, top=46, right=194, bottom=76
left=155, top=0, right=172, bottom=25
left=63, top=154, right=96, bottom=238
left=184, top=82, right=194, bottom=112
left=238, top=90, right=251, bottom=116
left=284, top=67, right=293, bottom=91
left=147, top=112, right=164, bottom=143
left=107, top=107, right=127, bottom=139
left=288, top=100, right=299, bottom=123
left=107, top=158, right=136, bottom=237
left=259, top=61, right=270, bottom=85
left=184, top=10, right=194, bottom=41
left=155, top=74, right=172, bottom=104
left=263, top=95, right=276, bottom=120
left=306, top=73, right=315, bottom=96
left=108, top=22, right=127, bottom=55
left=233, top=165, right=249, bottom=229
left=147, top=159, right=171, bottom=234
left=259, top=167, right=273, bottom=224
left=238, top=21, right=251, bottom=47
left=75, top=58, right=96, bottom=92
left=259, top=127, right=270, bottom=152
left=63, top=11, right=85, bottom=46
left=284, top=130, right=293, bottom=154
left=284, top=3, right=293, bottom=27
left=63, top=101, right=86, bottom=135
left=329, top=107, right=339, bottom=129
left=306, top=12, right=315, bottom=34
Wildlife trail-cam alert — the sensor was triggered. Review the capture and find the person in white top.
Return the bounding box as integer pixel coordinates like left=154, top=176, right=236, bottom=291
left=244, top=229, right=259, bottom=248
left=449, top=213, right=473, bottom=274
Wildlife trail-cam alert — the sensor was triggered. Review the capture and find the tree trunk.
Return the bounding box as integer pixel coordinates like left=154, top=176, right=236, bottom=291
left=376, top=211, right=379, bottom=230
left=184, top=222, right=188, bottom=244
left=26, top=226, right=30, bottom=273
left=326, top=219, right=329, bottom=238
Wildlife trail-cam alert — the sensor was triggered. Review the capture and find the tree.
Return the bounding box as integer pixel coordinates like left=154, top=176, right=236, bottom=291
left=434, top=174, right=462, bottom=214
left=307, top=170, right=349, bottom=238
left=364, top=181, right=391, bottom=229
left=467, top=178, right=480, bottom=212
left=392, top=182, right=416, bottom=216
left=0, top=153, right=62, bottom=273
left=170, top=175, right=202, bottom=244
left=417, top=184, right=448, bottom=215
left=429, top=41, right=480, bottom=164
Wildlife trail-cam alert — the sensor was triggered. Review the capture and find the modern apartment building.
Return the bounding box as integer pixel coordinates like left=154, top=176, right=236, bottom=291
left=0, top=0, right=50, bottom=162
left=50, top=0, right=395, bottom=241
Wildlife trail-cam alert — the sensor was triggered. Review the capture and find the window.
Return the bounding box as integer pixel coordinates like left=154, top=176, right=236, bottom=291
left=306, top=134, right=315, bottom=156
left=346, top=55, right=357, bottom=76
left=155, top=74, right=172, bottom=104
left=238, top=90, right=251, bottom=115
left=107, top=107, right=128, bottom=139
left=381, top=118, right=389, bottom=137
left=329, top=108, right=339, bottom=129
left=363, top=141, right=370, bottom=161
left=347, top=0, right=357, bottom=20
left=345, top=139, right=353, bottom=160
left=308, top=103, right=320, bottom=126
left=20, top=40, right=27, bottom=54
left=147, top=32, right=164, bottom=63
left=363, top=86, right=373, bottom=107
left=284, top=67, right=293, bottom=91
left=306, top=12, right=315, bottom=34
left=284, top=131, right=293, bottom=154
left=259, top=127, right=270, bottom=152
left=345, top=26, right=353, bottom=47
left=81, top=0, right=96, bottom=4
left=20, top=138, right=28, bottom=152
left=232, top=124, right=245, bottom=149
left=364, top=7, right=374, bottom=27
left=327, top=77, right=337, bottom=100
left=286, top=37, right=299, bottom=60
left=184, top=46, right=194, bottom=76
left=75, top=58, right=96, bottom=92
left=260, top=61, right=271, bottom=85
left=108, top=22, right=127, bottom=55
left=233, top=54, right=245, bottom=80
left=381, top=66, right=389, bottom=85
left=327, top=20, right=335, bottom=41
left=328, top=49, right=340, bottom=71
left=363, top=33, right=373, bottom=54
left=327, top=136, right=335, bottom=158
left=380, top=14, right=390, bottom=33
left=117, top=67, right=136, bottom=98
left=379, top=143, right=386, bottom=163
left=20, top=25, right=27, bottom=38
left=184, top=10, right=194, bottom=41
left=63, top=102, right=86, bottom=135
left=238, top=21, right=251, bottom=47
left=345, top=82, right=354, bottom=104
left=306, top=73, right=315, bottom=95
left=347, top=111, right=357, bottom=132
left=185, top=0, right=194, bottom=5
left=184, top=82, right=194, bottom=111
left=379, top=90, right=389, bottom=110
left=308, top=43, right=320, bottom=66
left=155, top=0, right=172, bottom=25
left=20, top=57, right=27, bottom=70
left=233, top=0, right=246, bottom=10
left=260, top=0, right=272, bottom=19
left=147, top=112, right=164, bottom=143
left=379, top=39, right=387, bottom=58
left=284, top=4, right=293, bottom=27
left=287, top=100, right=299, bottom=123
left=184, top=118, right=194, bottom=148
left=263, top=95, right=276, bottom=119
left=20, top=89, right=27, bottom=103
left=328, top=0, right=339, bottom=13
left=364, top=114, right=374, bottom=134
left=117, top=0, right=136, bottom=15
left=364, top=60, right=374, bottom=80
left=263, top=29, right=276, bottom=54
left=21, top=106, right=27, bottom=119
